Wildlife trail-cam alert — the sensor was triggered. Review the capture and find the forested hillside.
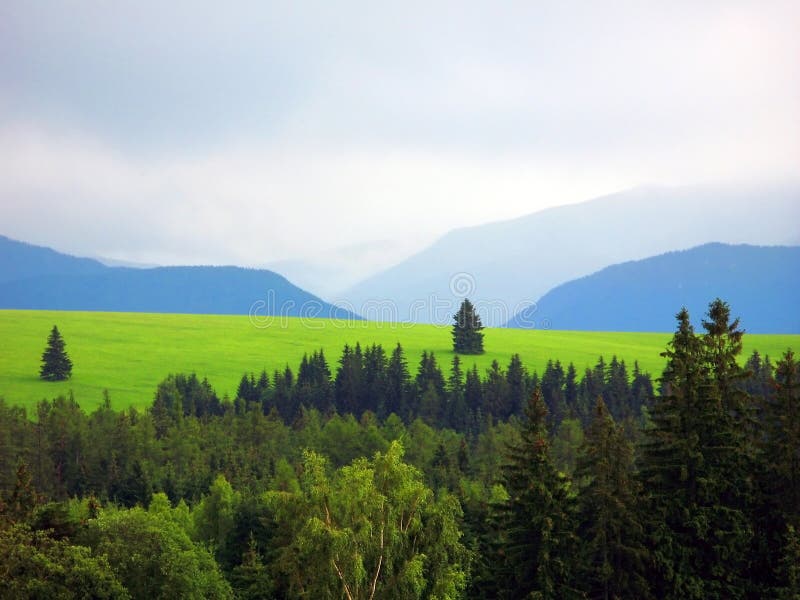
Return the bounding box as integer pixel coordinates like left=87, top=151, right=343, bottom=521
left=1, top=299, right=798, bottom=598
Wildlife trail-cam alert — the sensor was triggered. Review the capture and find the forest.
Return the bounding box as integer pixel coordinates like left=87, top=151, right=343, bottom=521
left=0, top=299, right=798, bottom=599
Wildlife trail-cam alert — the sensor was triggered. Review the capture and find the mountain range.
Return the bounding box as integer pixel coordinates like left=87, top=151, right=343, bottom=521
left=0, top=235, right=357, bottom=319
left=2, top=182, right=798, bottom=332
left=342, top=182, right=800, bottom=325
left=506, top=243, right=800, bottom=333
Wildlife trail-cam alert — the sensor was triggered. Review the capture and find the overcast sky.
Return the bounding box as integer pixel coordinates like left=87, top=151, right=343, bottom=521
left=0, top=0, right=798, bottom=268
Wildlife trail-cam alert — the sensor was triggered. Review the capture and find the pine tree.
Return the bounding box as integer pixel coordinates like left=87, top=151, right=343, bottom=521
left=769, top=350, right=800, bottom=525
left=506, top=354, right=528, bottom=419
left=542, top=359, right=566, bottom=429
left=483, top=360, right=510, bottom=420
left=230, top=533, right=273, bottom=599
left=452, top=298, right=485, bottom=354
left=295, top=350, right=333, bottom=413
left=386, top=343, right=412, bottom=421
left=362, top=344, right=388, bottom=418
left=752, top=350, right=800, bottom=595
left=576, top=398, right=650, bottom=599
left=446, top=355, right=469, bottom=431
left=564, top=363, right=580, bottom=419
left=335, top=344, right=364, bottom=416
left=495, top=387, right=579, bottom=599
left=641, top=305, right=752, bottom=599
left=39, top=325, right=72, bottom=381
left=465, top=364, right=484, bottom=433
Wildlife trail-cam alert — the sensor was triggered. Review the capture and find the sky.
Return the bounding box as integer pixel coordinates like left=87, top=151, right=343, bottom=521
left=0, top=0, right=798, bottom=272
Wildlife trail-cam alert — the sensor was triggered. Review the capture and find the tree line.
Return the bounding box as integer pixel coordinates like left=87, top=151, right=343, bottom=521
left=226, top=343, right=653, bottom=434
left=0, top=299, right=798, bottom=598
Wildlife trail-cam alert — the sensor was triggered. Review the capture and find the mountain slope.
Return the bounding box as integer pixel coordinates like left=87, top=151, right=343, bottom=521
left=0, top=236, right=357, bottom=319
left=0, top=235, right=108, bottom=284
left=506, top=243, right=800, bottom=333
left=342, top=182, right=800, bottom=325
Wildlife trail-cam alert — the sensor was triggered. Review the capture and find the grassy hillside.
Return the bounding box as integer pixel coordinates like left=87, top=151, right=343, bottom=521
left=1, top=309, right=797, bottom=413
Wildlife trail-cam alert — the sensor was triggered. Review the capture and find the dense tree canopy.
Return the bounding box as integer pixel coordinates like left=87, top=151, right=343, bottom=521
left=1, top=298, right=797, bottom=598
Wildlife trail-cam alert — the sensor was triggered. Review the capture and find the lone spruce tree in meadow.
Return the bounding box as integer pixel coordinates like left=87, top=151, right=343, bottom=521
left=39, top=325, right=72, bottom=381
left=452, top=298, right=484, bottom=354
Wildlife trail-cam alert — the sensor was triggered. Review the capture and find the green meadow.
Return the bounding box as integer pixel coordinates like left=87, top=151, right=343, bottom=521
left=0, top=309, right=796, bottom=413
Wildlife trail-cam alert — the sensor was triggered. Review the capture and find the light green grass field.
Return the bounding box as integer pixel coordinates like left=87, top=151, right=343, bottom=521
left=0, top=309, right=796, bottom=413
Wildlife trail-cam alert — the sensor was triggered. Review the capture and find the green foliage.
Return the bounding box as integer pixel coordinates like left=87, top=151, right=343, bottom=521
left=193, top=474, right=240, bottom=563
left=230, top=533, right=274, bottom=599
left=266, top=441, right=468, bottom=599
left=0, top=301, right=797, bottom=598
left=452, top=298, right=485, bottom=355
left=641, top=303, right=754, bottom=599
left=39, top=325, right=72, bottom=381
left=764, top=350, right=800, bottom=522
left=82, top=505, right=233, bottom=599
left=495, top=388, right=580, bottom=599
left=0, top=523, right=129, bottom=599
left=575, top=398, right=650, bottom=599
left=4, top=462, right=38, bottom=523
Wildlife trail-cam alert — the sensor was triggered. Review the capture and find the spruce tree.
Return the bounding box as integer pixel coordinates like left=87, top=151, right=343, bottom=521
left=464, top=365, right=484, bottom=433
left=452, top=298, right=485, bottom=354
left=769, top=350, right=800, bottom=525
left=483, top=360, right=510, bottom=420
left=506, top=354, right=528, bottom=419
left=386, top=343, right=411, bottom=420
left=495, top=387, right=579, bottom=599
left=641, top=305, right=752, bottom=599
left=752, top=350, right=800, bottom=595
left=576, top=398, right=650, bottom=599
left=39, top=325, right=72, bottom=381
left=446, top=355, right=469, bottom=431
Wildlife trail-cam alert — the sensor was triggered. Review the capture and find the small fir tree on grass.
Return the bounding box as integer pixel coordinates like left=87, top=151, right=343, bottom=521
left=40, top=325, right=72, bottom=381
left=452, top=298, right=485, bottom=354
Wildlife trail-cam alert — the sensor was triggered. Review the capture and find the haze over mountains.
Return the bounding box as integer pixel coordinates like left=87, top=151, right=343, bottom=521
left=506, top=243, right=800, bottom=333
left=0, top=235, right=357, bottom=319
left=342, top=182, right=800, bottom=325
left=2, top=182, right=798, bottom=332
left=266, top=238, right=426, bottom=301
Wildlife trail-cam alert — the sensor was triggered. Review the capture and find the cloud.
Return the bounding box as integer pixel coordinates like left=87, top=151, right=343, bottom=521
left=0, top=0, right=798, bottom=271
left=0, top=122, right=635, bottom=265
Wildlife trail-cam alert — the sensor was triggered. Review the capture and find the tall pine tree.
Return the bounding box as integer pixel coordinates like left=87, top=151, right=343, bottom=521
left=576, top=398, right=650, bottom=599
left=641, top=304, right=752, bottom=599
left=495, top=387, right=579, bottom=599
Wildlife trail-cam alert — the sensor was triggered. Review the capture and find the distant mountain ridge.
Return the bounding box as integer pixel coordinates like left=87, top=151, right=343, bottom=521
left=0, top=235, right=358, bottom=319
left=0, top=235, right=107, bottom=285
left=506, top=243, right=800, bottom=333
left=342, top=182, right=800, bottom=325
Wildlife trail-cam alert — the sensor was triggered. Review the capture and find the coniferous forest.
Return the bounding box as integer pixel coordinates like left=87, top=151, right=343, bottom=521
left=0, top=299, right=798, bottom=599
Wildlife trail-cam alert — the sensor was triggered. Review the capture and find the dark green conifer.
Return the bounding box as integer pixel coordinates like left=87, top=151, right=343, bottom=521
left=452, top=298, right=484, bottom=354
left=446, top=355, right=469, bottom=431
left=576, top=398, right=650, bottom=599
left=39, top=325, right=72, bottom=381
left=386, top=343, right=412, bottom=420
left=506, top=354, right=528, bottom=419
left=495, top=387, right=579, bottom=599
left=642, top=304, right=753, bottom=599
